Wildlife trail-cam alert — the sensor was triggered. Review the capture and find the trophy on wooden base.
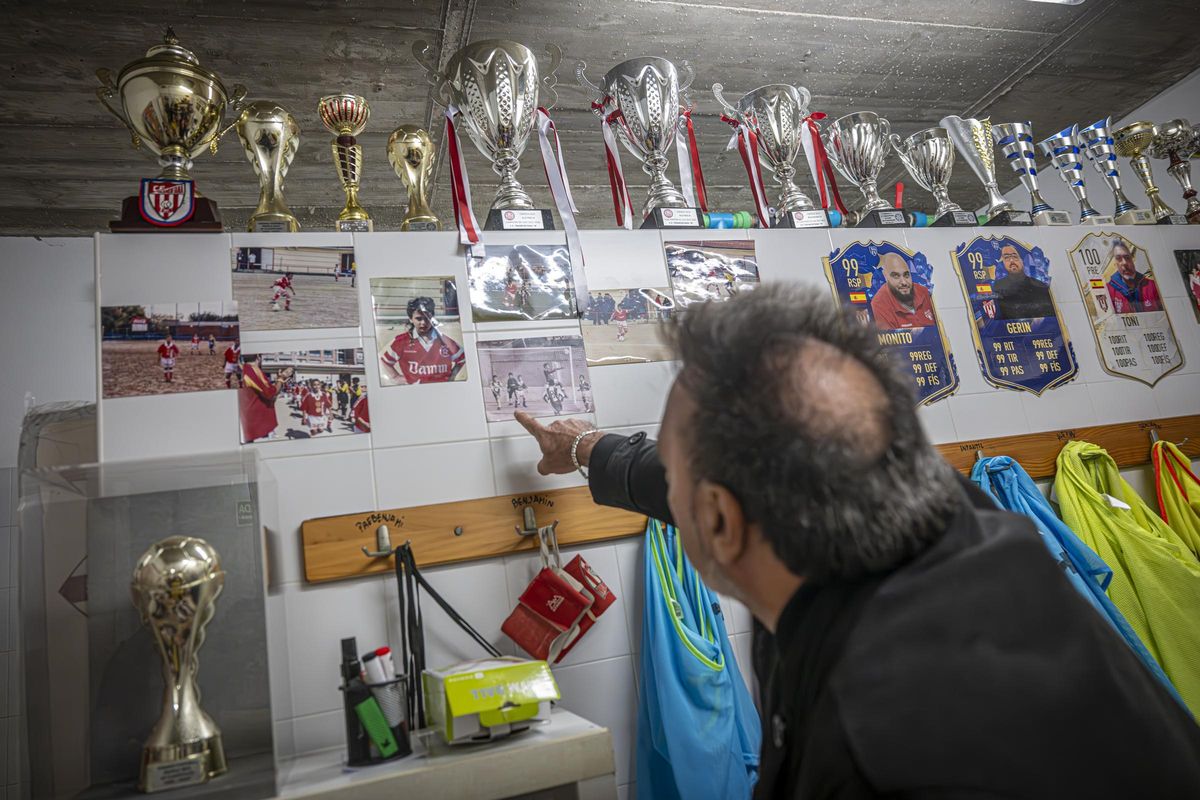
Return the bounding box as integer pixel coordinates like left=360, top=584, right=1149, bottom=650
left=1150, top=119, right=1200, bottom=224
left=941, top=115, right=1030, bottom=226
left=824, top=112, right=907, bottom=228
left=131, top=536, right=226, bottom=793
left=95, top=29, right=246, bottom=232
left=220, top=101, right=301, bottom=232
left=991, top=121, right=1070, bottom=226
left=1038, top=124, right=1113, bottom=226
left=388, top=125, right=440, bottom=231
left=1112, top=121, right=1187, bottom=224
left=1080, top=117, right=1154, bottom=225
left=890, top=127, right=976, bottom=227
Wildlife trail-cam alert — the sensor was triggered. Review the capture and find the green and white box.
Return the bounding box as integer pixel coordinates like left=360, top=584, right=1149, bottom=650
left=422, top=657, right=560, bottom=744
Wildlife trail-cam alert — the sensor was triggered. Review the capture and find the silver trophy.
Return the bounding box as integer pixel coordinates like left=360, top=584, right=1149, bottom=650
left=940, top=115, right=1020, bottom=224
left=991, top=121, right=1069, bottom=226
left=1038, top=124, right=1110, bottom=225
left=578, top=56, right=694, bottom=221
left=131, top=536, right=226, bottom=792
left=1112, top=121, right=1181, bottom=222
left=413, top=39, right=561, bottom=225
left=712, top=82, right=823, bottom=225
left=888, top=126, right=974, bottom=226
left=823, top=112, right=905, bottom=226
left=1149, top=118, right=1200, bottom=224
left=1080, top=117, right=1154, bottom=224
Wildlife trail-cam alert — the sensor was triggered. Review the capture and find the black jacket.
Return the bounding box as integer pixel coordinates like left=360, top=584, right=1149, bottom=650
left=588, top=432, right=1200, bottom=798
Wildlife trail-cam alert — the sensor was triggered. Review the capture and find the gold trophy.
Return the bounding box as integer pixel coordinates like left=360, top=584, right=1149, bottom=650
left=318, top=94, right=372, bottom=232
left=1112, top=120, right=1185, bottom=224
left=96, top=29, right=246, bottom=231
left=387, top=125, right=440, bottom=231
left=229, top=101, right=301, bottom=232
left=131, top=536, right=227, bottom=793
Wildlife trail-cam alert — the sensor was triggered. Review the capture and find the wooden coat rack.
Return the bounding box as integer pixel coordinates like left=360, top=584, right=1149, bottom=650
left=300, top=413, right=1200, bottom=584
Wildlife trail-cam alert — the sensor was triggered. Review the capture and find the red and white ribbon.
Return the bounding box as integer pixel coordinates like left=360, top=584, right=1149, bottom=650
left=537, top=107, right=589, bottom=315
left=676, top=109, right=709, bottom=212
left=722, top=114, right=771, bottom=228
left=799, top=112, right=847, bottom=215
left=594, top=100, right=635, bottom=229
left=444, top=106, right=482, bottom=246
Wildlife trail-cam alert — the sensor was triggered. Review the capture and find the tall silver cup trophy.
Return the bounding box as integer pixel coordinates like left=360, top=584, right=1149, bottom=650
left=889, top=127, right=976, bottom=226
left=1150, top=118, right=1200, bottom=224
left=131, top=536, right=226, bottom=793
left=823, top=112, right=907, bottom=227
left=712, top=83, right=827, bottom=228
left=579, top=56, right=702, bottom=228
left=940, top=115, right=1028, bottom=226
left=1079, top=117, right=1154, bottom=225
left=990, top=122, right=1069, bottom=226
left=1038, top=124, right=1111, bottom=225
left=414, top=39, right=561, bottom=231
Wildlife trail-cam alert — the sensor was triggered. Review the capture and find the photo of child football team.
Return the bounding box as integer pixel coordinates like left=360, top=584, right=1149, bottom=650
left=238, top=348, right=368, bottom=443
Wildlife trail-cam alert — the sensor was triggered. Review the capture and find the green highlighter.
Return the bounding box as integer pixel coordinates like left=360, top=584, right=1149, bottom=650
left=349, top=678, right=399, bottom=758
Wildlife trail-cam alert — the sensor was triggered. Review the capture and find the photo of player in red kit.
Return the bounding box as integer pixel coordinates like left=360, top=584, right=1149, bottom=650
left=101, top=302, right=240, bottom=398
left=232, top=246, right=360, bottom=332
left=223, top=341, right=242, bottom=388
left=271, top=272, right=294, bottom=312
left=371, top=277, right=469, bottom=388
left=379, top=296, right=466, bottom=385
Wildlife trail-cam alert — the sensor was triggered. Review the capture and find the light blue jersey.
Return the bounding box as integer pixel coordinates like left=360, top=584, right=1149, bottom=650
left=636, top=520, right=760, bottom=800
left=971, top=456, right=1185, bottom=708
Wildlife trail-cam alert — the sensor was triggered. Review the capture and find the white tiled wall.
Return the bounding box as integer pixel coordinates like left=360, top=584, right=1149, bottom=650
left=2, top=221, right=1196, bottom=800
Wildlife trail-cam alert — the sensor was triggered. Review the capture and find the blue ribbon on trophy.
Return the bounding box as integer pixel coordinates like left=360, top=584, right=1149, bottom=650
left=953, top=236, right=1079, bottom=395
left=824, top=241, right=958, bottom=405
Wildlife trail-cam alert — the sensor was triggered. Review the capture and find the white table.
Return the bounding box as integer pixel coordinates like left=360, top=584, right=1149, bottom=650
left=276, top=709, right=617, bottom=800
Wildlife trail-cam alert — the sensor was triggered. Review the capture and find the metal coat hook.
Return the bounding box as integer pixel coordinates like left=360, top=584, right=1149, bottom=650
left=1149, top=428, right=1189, bottom=448
left=515, top=505, right=559, bottom=538
left=975, top=449, right=985, bottom=463
left=362, top=524, right=394, bottom=558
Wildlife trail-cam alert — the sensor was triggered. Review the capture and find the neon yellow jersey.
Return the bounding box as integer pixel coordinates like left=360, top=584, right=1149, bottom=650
left=1054, top=440, right=1200, bottom=718
left=1153, top=441, right=1200, bottom=561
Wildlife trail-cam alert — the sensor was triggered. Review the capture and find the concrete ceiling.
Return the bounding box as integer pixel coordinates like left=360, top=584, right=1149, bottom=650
left=0, top=0, right=1197, bottom=235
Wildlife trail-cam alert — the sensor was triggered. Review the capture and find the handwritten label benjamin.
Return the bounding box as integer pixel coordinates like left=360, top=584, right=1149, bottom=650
left=511, top=495, right=554, bottom=510
left=355, top=512, right=404, bottom=532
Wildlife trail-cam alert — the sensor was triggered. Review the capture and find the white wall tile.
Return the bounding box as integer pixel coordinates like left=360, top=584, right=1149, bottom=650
left=717, top=595, right=753, bottom=636
left=590, top=361, right=674, bottom=430
left=0, top=588, right=11, bottom=652
left=612, top=536, right=645, bottom=674
left=0, top=652, right=8, bottom=717
left=266, top=590, right=293, bottom=722
left=1152, top=372, right=1200, bottom=419
left=946, top=393, right=1030, bottom=441
left=283, top=577, right=390, bottom=718
left=552, top=656, right=638, bottom=786
left=290, top=710, right=345, bottom=757
left=1019, top=382, right=1098, bottom=432
left=0, top=529, right=11, bottom=591
left=577, top=230, right=671, bottom=290
left=1086, top=379, right=1162, bottom=425
left=274, top=719, right=296, bottom=761
left=385, top=559, right=510, bottom=672
left=100, top=390, right=239, bottom=462
left=916, top=400, right=958, bottom=445
left=502, top=543, right=630, bottom=668
left=0, top=239, right=95, bottom=469
left=259, top=450, right=377, bottom=587
left=372, top=440, right=496, bottom=510
left=490, top=434, right=587, bottom=496
left=0, top=469, right=12, bottom=527
left=97, top=233, right=233, bottom=303
left=730, top=631, right=756, bottom=697
left=617, top=783, right=631, bottom=800
left=746, top=228, right=833, bottom=287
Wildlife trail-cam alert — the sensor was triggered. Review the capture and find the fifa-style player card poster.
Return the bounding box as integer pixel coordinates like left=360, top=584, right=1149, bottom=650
left=370, top=277, right=467, bottom=386
left=664, top=240, right=760, bottom=309
left=951, top=236, right=1078, bottom=395
left=100, top=303, right=240, bottom=399
left=1067, top=232, right=1182, bottom=386
left=476, top=336, right=593, bottom=422
left=465, top=244, right=576, bottom=322
left=582, top=288, right=675, bottom=366
left=1173, top=249, right=1200, bottom=323
left=231, top=246, right=360, bottom=331
left=238, top=347, right=368, bottom=443
left=823, top=241, right=958, bottom=406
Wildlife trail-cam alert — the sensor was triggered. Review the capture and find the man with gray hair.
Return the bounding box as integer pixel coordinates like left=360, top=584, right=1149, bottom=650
left=517, top=283, right=1200, bottom=798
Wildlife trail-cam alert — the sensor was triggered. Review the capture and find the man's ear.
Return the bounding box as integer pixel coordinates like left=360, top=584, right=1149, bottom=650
left=695, top=478, right=749, bottom=566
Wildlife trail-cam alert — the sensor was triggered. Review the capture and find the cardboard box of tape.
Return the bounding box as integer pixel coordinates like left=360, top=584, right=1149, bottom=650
left=422, top=657, right=560, bottom=744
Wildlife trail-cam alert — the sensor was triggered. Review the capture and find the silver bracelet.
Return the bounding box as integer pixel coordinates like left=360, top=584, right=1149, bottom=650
left=571, top=429, right=603, bottom=479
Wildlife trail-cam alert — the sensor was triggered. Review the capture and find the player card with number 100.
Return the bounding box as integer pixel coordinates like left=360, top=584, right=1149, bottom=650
left=951, top=236, right=1078, bottom=396
left=823, top=240, right=959, bottom=406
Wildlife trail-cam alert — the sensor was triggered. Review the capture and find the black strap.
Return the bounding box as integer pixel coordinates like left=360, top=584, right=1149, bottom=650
left=394, top=543, right=501, bottom=729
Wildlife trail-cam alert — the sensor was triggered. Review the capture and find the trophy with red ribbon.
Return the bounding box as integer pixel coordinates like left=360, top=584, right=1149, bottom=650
left=713, top=83, right=833, bottom=229
left=578, top=57, right=705, bottom=229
